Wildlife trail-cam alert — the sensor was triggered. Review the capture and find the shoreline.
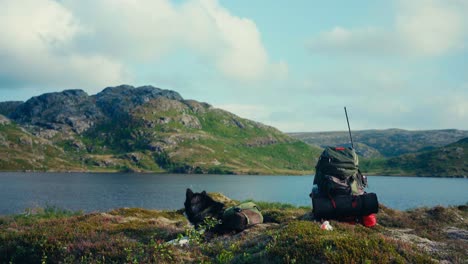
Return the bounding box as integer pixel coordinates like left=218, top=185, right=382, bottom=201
left=0, top=170, right=466, bottom=178
left=1, top=201, right=467, bottom=217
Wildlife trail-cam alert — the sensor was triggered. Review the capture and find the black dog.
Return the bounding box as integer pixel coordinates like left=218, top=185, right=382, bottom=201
left=184, top=188, right=225, bottom=227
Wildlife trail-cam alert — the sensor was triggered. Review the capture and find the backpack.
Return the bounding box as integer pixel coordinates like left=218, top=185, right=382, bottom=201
left=313, top=147, right=367, bottom=196
left=221, top=202, right=263, bottom=231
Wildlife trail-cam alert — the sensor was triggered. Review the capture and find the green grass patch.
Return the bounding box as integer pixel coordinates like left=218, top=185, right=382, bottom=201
left=265, top=220, right=435, bottom=264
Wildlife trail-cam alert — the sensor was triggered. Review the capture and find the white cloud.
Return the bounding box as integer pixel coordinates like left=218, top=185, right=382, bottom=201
left=0, top=0, right=127, bottom=91
left=307, top=26, right=400, bottom=56
left=396, top=0, right=465, bottom=56
left=64, top=0, right=284, bottom=82
left=307, top=0, right=468, bottom=57
left=0, top=0, right=284, bottom=92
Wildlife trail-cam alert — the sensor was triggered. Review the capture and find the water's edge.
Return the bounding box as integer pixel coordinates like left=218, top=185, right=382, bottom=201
left=0, top=172, right=466, bottom=215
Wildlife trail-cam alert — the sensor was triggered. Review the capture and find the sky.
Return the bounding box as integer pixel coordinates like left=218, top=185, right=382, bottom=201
left=0, top=0, right=467, bottom=132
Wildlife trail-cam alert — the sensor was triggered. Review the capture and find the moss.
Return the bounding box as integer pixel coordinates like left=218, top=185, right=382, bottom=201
left=108, top=208, right=186, bottom=221
left=0, top=201, right=465, bottom=264
left=0, top=208, right=191, bottom=263
left=262, top=209, right=309, bottom=224
left=378, top=204, right=468, bottom=241
left=265, top=221, right=435, bottom=264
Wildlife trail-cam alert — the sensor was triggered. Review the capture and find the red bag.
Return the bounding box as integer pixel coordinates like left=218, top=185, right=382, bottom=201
left=362, top=214, right=377, bottom=227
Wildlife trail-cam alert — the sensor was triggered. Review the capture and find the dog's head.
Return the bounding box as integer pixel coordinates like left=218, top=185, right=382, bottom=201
left=184, top=188, right=224, bottom=226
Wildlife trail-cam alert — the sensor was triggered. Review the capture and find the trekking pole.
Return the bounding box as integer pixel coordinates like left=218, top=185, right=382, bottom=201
left=344, top=107, right=354, bottom=149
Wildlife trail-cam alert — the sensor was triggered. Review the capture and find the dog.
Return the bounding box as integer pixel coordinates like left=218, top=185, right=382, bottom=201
left=184, top=188, right=224, bottom=227
left=184, top=188, right=263, bottom=232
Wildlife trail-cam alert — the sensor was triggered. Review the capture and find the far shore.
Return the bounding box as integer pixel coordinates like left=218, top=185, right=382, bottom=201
left=0, top=170, right=466, bottom=178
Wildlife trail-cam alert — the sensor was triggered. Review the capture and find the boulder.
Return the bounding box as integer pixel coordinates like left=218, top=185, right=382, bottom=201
left=95, top=85, right=183, bottom=118
left=10, top=89, right=105, bottom=134
left=0, top=101, right=23, bottom=116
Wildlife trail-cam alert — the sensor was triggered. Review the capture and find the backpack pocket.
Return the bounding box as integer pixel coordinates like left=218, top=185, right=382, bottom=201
left=324, top=175, right=351, bottom=196
left=222, top=202, right=263, bottom=231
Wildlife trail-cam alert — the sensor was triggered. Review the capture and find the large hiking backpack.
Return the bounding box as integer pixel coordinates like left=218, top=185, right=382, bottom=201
left=221, top=202, right=263, bottom=231
left=313, top=146, right=367, bottom=196
left=311, top=147, right=379, bottom=221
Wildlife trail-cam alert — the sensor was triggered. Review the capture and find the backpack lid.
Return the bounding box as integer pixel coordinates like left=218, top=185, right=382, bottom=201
left=313, top=146, right=360, bottom=187
left=320, top=146, right=358, bottom=167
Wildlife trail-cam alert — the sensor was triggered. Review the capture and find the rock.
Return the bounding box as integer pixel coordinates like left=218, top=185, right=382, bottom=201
left=386, top=228, right=446, bottom=255
left=0, top=114, right=10, bottom=125
left=19, top=136, right=33, bottom=146
left=179, top=114, right=201, bottom=129
left=142, top=117, right=172, bottom=128
left=232, top=118, right=245, bottom=129
left=88, top=157, right=116, bottom=167
left=65, top=117, right=95, bottom=134
left=444, top=227, right=468, bottom=241
left=157, top=117, right=171, bottom=124
left=71, top=140, right=85, bottom=151
left=5, top=85, right=186, bottom=137
left=0, top=133, right=6, bottom=147
left=10, top=89, right=105, bottom=134
left=123, top=152, right=142, bottom=163
left=454, top=147, right=464, bottom=158
left=0, top=101, right=23, bottom=116
left=147, top=141, right=167, bottom=153
left=96, top=85, right=183, bottom=118
left=183, top=100, right=211, bottom=114
left=34, top=129, right=58, bottom=139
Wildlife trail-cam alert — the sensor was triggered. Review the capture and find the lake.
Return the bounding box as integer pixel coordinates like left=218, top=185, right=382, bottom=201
left=0, top=172, right=467, bottom=215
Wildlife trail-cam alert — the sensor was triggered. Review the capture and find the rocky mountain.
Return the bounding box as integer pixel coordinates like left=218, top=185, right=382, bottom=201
left=361, top=137, right=468, bottom=177
left=0, top=101, right=23, bottom=117
left=0, top=85, right=321, bottom=174
left=289, top=129, right=468, bottom=158
left=0, top=116, right=80, bottom=171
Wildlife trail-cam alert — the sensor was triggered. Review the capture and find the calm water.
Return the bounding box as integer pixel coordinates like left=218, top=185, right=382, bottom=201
left=0, top=172, right=467, bottom=215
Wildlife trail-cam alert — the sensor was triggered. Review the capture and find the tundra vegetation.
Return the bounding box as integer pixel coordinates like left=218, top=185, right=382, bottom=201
left=0, top=194, right=466, bottom=263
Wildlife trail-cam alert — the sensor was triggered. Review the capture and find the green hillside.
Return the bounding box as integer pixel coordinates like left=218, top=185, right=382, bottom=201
left=80, top=97, right=321, bottom=174
left=289, top=129, right=468, bottom=158
left=0, top=86, right=321, bottom=174
left=0, top=119, right=79, bottom=171
left=361, top=138, right=468, bottom=177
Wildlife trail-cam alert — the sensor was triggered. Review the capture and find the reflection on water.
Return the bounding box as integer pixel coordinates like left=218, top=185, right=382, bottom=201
left=0, top=172, right=467, bottom=215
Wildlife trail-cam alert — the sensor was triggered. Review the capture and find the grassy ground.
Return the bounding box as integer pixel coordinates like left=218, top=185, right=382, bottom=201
left=0, top=198, right=466, bottom=263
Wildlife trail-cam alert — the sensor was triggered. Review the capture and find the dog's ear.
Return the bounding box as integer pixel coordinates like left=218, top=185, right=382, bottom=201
left=186, top=188, right=194, bottom=199
left=201, top=191, right=207, bottom=196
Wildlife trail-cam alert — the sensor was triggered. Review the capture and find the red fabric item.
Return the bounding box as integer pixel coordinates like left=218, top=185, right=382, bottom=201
left=335, top=147, right=345, bottom=150
left=362, top=214, right=377, bottom=227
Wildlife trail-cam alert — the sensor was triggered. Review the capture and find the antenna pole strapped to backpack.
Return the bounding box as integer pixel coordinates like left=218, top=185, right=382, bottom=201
left=344, top=106, right=354, bottom=149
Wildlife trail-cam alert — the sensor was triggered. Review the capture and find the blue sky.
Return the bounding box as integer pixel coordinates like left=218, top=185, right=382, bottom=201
left=1, top=0, right=467, bottom=132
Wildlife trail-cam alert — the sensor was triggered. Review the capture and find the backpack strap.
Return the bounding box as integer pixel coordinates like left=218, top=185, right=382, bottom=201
left=328, top=193, right=337, bottom=209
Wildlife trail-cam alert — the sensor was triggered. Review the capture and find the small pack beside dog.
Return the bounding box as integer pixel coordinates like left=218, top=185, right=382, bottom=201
left=184, top=188, right=263, bottom=232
